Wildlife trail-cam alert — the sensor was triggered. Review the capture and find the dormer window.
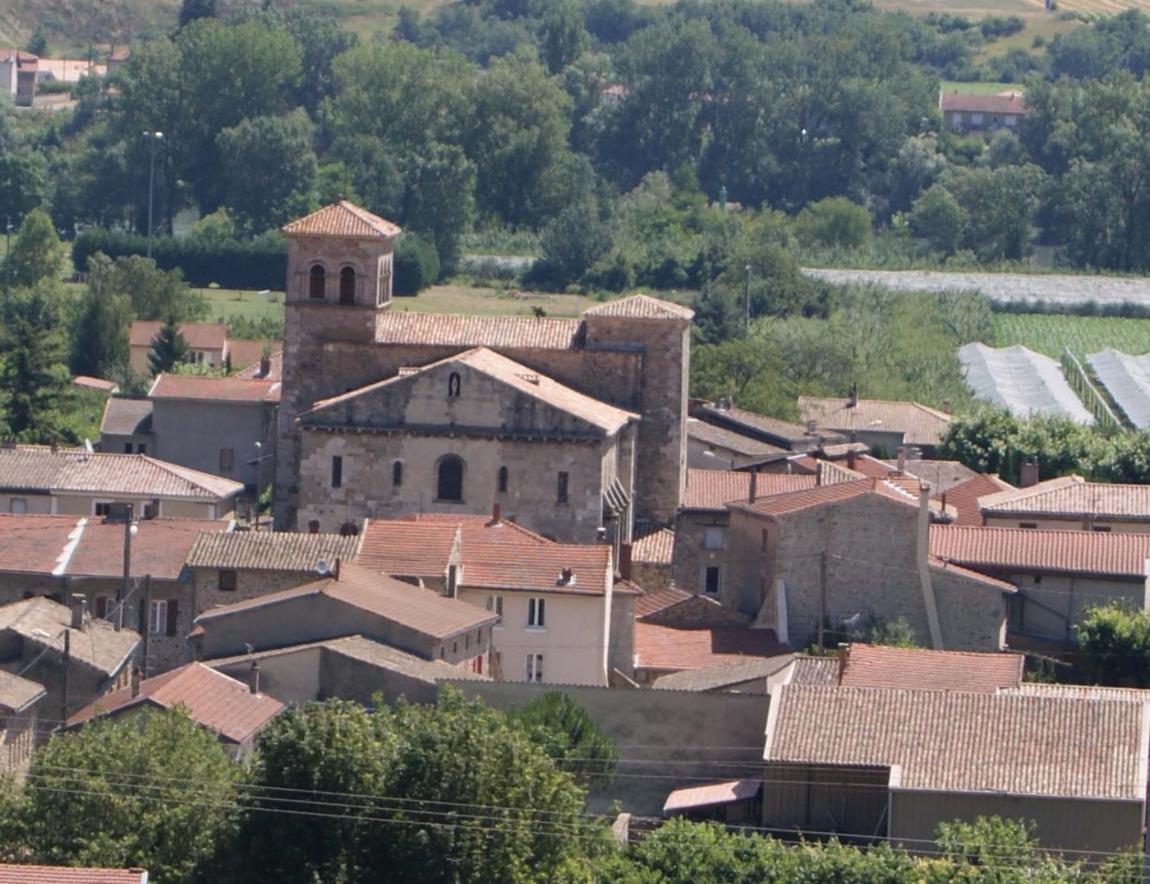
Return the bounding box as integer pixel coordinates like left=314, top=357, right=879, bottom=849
left=339, top=267, right=356, bottom=304
left=309, top=264, right=326, bottom=299
left=448, top=372, right=461, bottom=398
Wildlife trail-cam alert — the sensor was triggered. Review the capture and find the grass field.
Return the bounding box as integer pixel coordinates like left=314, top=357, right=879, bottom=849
left=992, top=313, right=1150, bottom=358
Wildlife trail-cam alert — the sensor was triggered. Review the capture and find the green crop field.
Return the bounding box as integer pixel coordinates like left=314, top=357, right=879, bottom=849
left=992, top=313, right=1150, bottom=358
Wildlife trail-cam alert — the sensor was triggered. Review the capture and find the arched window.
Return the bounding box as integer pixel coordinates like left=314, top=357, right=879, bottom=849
left=392, top=460, right=403, bottom=487
left=437, top=455, right=464, bottom=502
left=448, top=372, right=461, bottom=398
left=339, top=267, right=356, bottom=304
left=497, top=465, right=508, bottom=493
left=308, top=264, right=326, bottom=299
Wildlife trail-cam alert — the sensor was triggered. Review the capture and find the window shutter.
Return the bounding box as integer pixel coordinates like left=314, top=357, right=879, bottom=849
left=166, top=599, right=179, bottom=637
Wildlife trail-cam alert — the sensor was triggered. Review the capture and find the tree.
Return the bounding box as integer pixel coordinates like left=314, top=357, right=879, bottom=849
left=793, top=197, right=872, bottom=251
left=218, top=110, right=318, bottom=233
left=909, top=185, right=965, bottom=256
left=70, top=254, right=133, bottom=379
left=105, top=254, right=203, bottom=322
left=6, top=207, right=61, bottom=288
left=0, top=152, right=46, bottom=226
left=1075, top=603, right=1150, bottom=687
left=401, top=142, right=476, bottom=271
left=538, top=200, right=611, bottom=287
left=178, top=0, right=216, bottom=29
left=507, top=691, right=618, bottom=788
left=148, top=318, right=189, bottom=375
left=16, top=709, right=239, bottom=881
left=0, top=282, right=69, bottom=440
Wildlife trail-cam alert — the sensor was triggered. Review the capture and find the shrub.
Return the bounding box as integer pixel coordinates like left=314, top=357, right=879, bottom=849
left=393, top=233, right=440, bottom=296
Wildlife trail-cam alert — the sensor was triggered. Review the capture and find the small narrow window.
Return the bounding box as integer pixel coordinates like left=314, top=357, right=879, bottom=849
left=219, top=448, right=234, bottom=471
left=392, top=460, right=403, bottom=487
left=526, top=653, right=544, bottom=683
left=704, top=566, right=721, bottom=596
left=448, top=372, right=461, bottom=398
left=447, top=565, right=459, bottom=596
left=148, top=600, right=168, bottom=634
left=1092, top=525, right=1112, bottom=533
left=339, top=266, right=356, bottom=304
left=218, top=570, right=237, bottom=592
left=136, top=443, right=147, bottom=455
left=331, top=456, right=343, bottom=489
left=309, top=264, right=326, bottom=299
left=556, top=471, right=569, bottom=505
left=497, top=466, right=509, bottom=493
left=437, top=455, right=464, bottom=502
left=528, top=597, right=546, bottom=628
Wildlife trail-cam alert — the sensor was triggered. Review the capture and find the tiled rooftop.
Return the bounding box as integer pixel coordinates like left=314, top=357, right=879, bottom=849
left=940, top=91, right=1026, bottom=115
left=187, top=530, right=362, bottom=572
left=691, top=403, right=828, bottom=449
left=68, top=662, right=283, bottom=744
left=99, top=398, right=153, bottom=437
left=798, top=396, right=952, bottom=447
left=149, top=373, right=281, bottom=404
left=837, top=643, right=1024, bottom=693
left=935, top=472, right=1014, bottom=526
left=687, top=420, right=788, bottom=459
left=663, top=779, right=760, bottom=814
left=129, top=320, right=226, bottom=350
left=930, top=524, right=1150, bottom=578
left=631, top=527, right=675, bottom=565
left=0, top=865, right=147, bottom=884
left=681, top=469, right=815, bottom=512
left=978, top=475, right=1150, bottom=522
left=359, top=514, right=612, bottom=596
left=0, top=671, right=45, bottom=713
left=282, top=200, right=401, bottom=238
left=0, top=598, right=139, bottom=676
left=765, top=683, right=1145, bottom=800
left=235, top=348, right=283, bottom=381
left=634, top=623, right=787, bottom=672
left=375, top=312, right=584, bottom=350
left=733, top=478, right=920, bottom=518
left=653, top=654, right=796, bottom=691
left=583, top=293, right=694, bottom=320
left=633, top=584, right=693, bottom=619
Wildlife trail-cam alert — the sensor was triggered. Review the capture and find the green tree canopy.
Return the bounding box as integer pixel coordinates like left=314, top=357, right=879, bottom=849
left=507, top=691, right=618, bottom=788
left=70, top=254, right=133, bottom=379
left=148, top=317, right=189, bottom=375
left=6, top=207, right=61, bottom=289
left=0, top=282, right=70, bottom=440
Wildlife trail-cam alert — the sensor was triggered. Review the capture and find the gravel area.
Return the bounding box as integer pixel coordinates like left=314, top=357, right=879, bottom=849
left=803, top=268, right=1150, bottom=306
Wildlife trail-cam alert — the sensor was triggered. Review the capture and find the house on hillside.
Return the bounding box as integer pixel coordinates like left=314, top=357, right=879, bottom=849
left=798, top=394, right=951, bottom=458
left=940, top=91, right=1026, bottom=133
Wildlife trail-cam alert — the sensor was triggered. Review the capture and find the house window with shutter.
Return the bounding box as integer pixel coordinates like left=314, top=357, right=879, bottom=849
left=703, top=566, right=721, bottom=596
left=486, top=595, right=503, bottom=625
left=218, top=570, right=237, bottom=592
left=148, top=600, right=168, bottom=634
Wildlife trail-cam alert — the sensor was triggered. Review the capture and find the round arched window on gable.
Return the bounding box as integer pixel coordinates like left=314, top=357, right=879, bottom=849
left=339, top=266, right=356, bottom=304
left=448, top=372, right=462, bottom=398
left=308, top=264, right=326, bottom=299
left=437, top=455, right=465, bottom=502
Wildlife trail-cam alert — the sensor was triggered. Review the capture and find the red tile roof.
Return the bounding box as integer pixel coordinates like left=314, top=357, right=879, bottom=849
left=633, top=585, right=692, bottom=619
left=72, top=375, right=118, bottom=393
left=235, top=347, right=283, bottom=381
left=688, top=420, right=789, bottom=459
left=734, top=478, right=920, bottom=518
left=928, top=557, right=1017, bottom=592
left=0, top=865, right=147, bottom=883
left=940, top=92, right=1026, bottom=115
left=129, top=321, right=226, bottom=350
left=225, top=339, right=271, bottom=371
left=583, top=294, right=694, bottom=320
left=681, top=469, right=815, bottom=511
left=663, top=779, right=760, bottom=814
left=282, top=200, right=401, bottom=239
left=68, top=661, right=283, bottom=744
left=375, top=312, right=584, bottom=350
left=149, top=373, right=281, bottom=404
left=634, top=623, right=786, bottom=672
left=785, top=452, right=890, bottom=478
left=838, top=643, right=1024, bottom=693
left=798, top=396, right=951, bottom=447
left=979, top=475, right=1150, bottom=522
left=632, top=527, right=674, bottom=564
left=187, top=530, right=361, bottom=572
left=936, top=473, right=1014, bottom=526
left=930, top=524, right=1150, bottom=579
left=358, top=514, right=612, bottom=596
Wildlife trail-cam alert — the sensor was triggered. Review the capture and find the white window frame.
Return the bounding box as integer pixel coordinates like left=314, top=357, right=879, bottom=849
left=526, top=653, right=544, bottom=683
left=148, top=600, right=168, bottom=634
left=486, top=595, right=503, bottom=626
left=527, top=597, right=546, bottom=629
left=703, top=527, right=725, bottom=551
left=703, top=565, right=721, bottom=596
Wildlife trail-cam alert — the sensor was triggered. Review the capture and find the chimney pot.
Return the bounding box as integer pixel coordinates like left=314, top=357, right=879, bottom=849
left=748, top=469, right=758, bottom=503
left=618, top=544, right=633, bottom=582
left=491, top=502, right=501, bottom=525
left=846, top=449, right=857, bottom=471
left=896, top=446, right=907, bottom=475
left=259, top=354, right=271, bottom=377
left=70, top=594, right=87, bottom=631
left=837, top=643, right=850, bottom=684
left=1020, top=460, right=1040, bottom=488
left=130, top=666, right=142, bottom=698
left=248, top=661, right=260, bottom=695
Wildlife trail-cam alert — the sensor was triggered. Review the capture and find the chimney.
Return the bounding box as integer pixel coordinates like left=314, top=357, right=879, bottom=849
left=618, top=544, right=632, bottom=582
left=558, top=567, right=574, bottom=586
left=1020, top=460, right=1039, bottom=488
left=748, top=469, right=758, bottom=503
left=846, top=449, right=857, bottom=471
left=837, top=643, right=850, bottom=684
left=846, top=384, right=858, bottom=409
left=259, top=354, right=271, bottom=377
left=805, top=419, right=817, bottom=435
left=308, top=520, right=320, bottom=534
left=130, top=667, right=142, bottom=698
left=248, top=661, right=261, bottom=695
left=896, top=446, right=907, bottom=475
left=70, top=594, right=87, bottom=631
left=332, top=558, right=341, bottom=581
left=490, top=502, right=501, bottom=525
left=595, top=526, right=608, bottom=544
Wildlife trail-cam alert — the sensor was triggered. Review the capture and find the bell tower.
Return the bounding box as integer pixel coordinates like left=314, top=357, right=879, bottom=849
left=275, top=201, right=402, bottom=529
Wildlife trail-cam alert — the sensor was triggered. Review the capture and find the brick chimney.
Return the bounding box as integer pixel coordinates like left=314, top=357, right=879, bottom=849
left=1020, top=460, right=1039, bottom=488
left=748, top=470, right=758, bottom=503
left=618, top=543, right=633, bottom=582
left=896, top=446, right=907, bottom=475
left=70, top=594, right=87, bottom=631
left=846, top=448, right=857, bottom=471
left=490, top=502, right=501, bottom=525
left=130, top=667, right=142, bottom=698
left=248, top=661, right=260, bottom=695
left=837, top=643, right=851, bottom=684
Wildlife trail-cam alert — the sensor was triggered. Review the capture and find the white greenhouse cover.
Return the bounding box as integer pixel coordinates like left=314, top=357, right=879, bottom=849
left=956, top=342, right=1094, bottom=425
left=1087, top=349, right=1150, bottom=429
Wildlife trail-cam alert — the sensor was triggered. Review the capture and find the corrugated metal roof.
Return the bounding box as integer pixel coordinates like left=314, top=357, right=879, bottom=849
left=282, top=200, right=401, bottom=238
left=766, top=683, right=1147, bottom=801
left=931, top=524, right=1150, bottom=578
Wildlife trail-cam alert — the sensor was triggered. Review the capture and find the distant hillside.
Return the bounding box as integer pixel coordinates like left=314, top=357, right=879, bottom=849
left=1, top=0, right=174, bottom=53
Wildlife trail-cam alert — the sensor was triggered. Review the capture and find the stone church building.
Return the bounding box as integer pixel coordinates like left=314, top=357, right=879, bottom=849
left=274, top=201, right=693, bottom=547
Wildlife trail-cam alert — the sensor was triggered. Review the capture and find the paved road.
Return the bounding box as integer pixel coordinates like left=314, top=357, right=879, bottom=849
left=803, top=268, right=1150, bottom=306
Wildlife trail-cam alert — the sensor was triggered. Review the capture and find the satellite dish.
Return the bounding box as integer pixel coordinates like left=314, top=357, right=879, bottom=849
left=316, top=559, right=330, bottom=576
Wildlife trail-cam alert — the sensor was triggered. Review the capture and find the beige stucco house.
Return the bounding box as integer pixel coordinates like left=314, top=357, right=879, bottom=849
left=979, top=475, right=1150, bottom=532
left=129, top=321, right=228, bottom=376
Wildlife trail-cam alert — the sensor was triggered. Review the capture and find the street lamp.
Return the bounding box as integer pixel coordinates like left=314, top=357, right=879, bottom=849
left=142, top=130, right=163, bottom=258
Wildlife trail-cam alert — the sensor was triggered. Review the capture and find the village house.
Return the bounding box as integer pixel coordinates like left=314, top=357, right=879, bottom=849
left=67, top=661, right=283, bottom=758
left=940, top=90, right=1027, bottom=133
left=932, top=471, right=1014, bottom=525
left=930, top=525, right=1150, bottom=644
left=978, top=474, right=1150, bottom=532
left=798, top=394, right=952, bottom=458
left=686, top=419, right=790, bottom=471
left=128, top=321, right=229, bottom=375
left=0, top=595, right=139, bottom=720
left=0, top=865, right=148, bottom=883
left=0, top=445, right=242, bottom=520
left=0, top=673, right=44, bottom=772
left=275, top=202, right=693, bottom=546
left=356, top=511, right=629, bottom=685
left=193, top=561, right=497, bottom=676
left=630, top=526, right=675, bottom=593
left=689, top=400, right=842, bottom=454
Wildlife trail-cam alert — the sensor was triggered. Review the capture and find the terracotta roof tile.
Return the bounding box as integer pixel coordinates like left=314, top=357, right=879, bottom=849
left=785, top=656, right=840, bottom=684
left=100, top=398, right=153, bottom=437
left=935, top=473, right=1014, bottom=526
left=979, top=476, right=1150, bottom=522
left=930, top=524, right=1150, bottom=579
left=375, top=312, right=584, bottom=350
left=72, top=375, right=118, bottom=393
left=928, top=557, right=1017, bottom=592
left=838, top=643, right=1024, bottom=693
left=663, top=779, right=761, bottom=814
left=681, top=469, right=815, bottom=511
left=282, top=200, right=401, bottom=238
left=235, top=348, right=283, bottom=381
left=765, top=684, right=1145, bottom=800
left=633, top=584, right=692, bottom=619
left=149, top=374, right=281, bottom=404
left=583, top=294, right=694, bottom=320
left=653, top=654, right=796, bottom=691
left=0, top=671, right=45, bottom=713
left=733, top=478, right=920, bottom=518
left=0, top=514, right=85, bottom=574
left=940, top=92, right=1026, bottom=115
left=687, top=420, right=789, bottom=459
left=358, top=515, right=612, bottom=595
left=634, top=623, right=787, bottom=672
left=225, top=339, right=272, bottom=371
left=798, top=396, right=951, bottom=447
left=0, top=598, right=139, bottom=675
left=632, top=527, right=674, bottom=565
left=894, top=460, right=978, bottom=492
left=187, top=531, right=361, bottom=572
left=0, top=865, right=147, bottom=884
left=129, top=321, right=226, bottom=350
left=68, top=662, right=283, bottom=744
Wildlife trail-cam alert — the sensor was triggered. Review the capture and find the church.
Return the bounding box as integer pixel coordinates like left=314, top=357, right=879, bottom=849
left=274, top=201, right=693, bottom=548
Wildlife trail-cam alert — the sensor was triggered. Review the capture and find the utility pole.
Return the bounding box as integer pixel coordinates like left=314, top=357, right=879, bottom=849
left=141, top=575, right=150, bottom=676
left=143, top=131, right=163, bottom=258
left=117, top=503, right=135, bottom=632
left=61, top=629, right=70, bottom=723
